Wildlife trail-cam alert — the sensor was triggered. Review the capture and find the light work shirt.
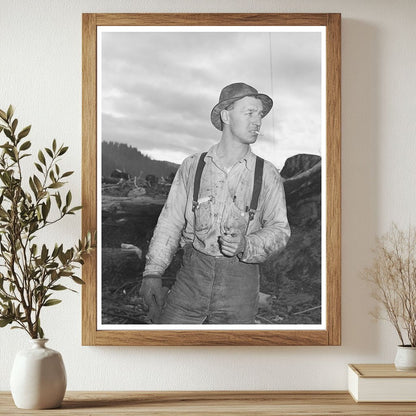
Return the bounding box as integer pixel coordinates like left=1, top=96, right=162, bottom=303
left=144, top=143, right=291, bottom=277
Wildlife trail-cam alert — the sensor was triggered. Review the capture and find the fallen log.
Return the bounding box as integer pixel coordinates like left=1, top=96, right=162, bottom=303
left=102, top=195, right=165, bottom=221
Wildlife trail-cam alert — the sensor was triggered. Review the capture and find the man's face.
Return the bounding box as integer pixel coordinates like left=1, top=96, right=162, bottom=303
left=226, top=96, right=264, bottom=145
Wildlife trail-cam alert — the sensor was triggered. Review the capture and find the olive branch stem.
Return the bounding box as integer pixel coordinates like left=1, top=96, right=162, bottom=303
left=0, top=105, right=94, bottom=339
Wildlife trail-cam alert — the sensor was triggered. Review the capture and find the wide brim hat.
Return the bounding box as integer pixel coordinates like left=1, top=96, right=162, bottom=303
left=210, top=82, right=273, bottom=131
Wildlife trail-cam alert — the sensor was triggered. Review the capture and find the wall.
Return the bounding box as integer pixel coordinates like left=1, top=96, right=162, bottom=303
left=1, top=0, right=416, bottom=391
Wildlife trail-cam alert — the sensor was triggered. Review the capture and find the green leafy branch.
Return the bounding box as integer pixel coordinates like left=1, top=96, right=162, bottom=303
left=0, top=105, right=94, bottom=338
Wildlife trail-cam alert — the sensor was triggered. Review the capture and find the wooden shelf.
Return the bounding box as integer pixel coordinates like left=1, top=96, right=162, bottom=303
left=2, top=391, right=416, bottom=415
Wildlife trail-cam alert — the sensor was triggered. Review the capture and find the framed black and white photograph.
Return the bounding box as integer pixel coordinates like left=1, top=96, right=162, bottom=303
left=82, top=13, right=341, bottom=346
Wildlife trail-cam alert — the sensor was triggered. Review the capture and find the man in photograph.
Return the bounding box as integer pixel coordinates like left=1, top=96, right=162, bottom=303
left=140, top=82, right=291, bottom=324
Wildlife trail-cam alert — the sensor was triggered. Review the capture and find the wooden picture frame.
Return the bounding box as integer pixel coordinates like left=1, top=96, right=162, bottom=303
left=82, top=13, right=341, bottom=346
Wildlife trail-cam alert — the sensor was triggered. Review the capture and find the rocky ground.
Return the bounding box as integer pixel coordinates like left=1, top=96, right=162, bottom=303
left=101, top=153, right=322, bottom=326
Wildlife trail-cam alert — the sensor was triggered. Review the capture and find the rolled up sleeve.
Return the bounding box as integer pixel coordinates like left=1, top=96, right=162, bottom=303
left=239, top=165, right=290, bottom=264
left=143, top=159, right=190, bottom=276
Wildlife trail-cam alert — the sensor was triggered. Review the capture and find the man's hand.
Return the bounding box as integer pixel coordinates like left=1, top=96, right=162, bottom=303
left=139, top=276, right=164, bottom=323
left=219, top=227, right=246, bottom=257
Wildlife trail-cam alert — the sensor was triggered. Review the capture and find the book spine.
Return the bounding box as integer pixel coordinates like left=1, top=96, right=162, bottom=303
left=347, top=366, right=359, bottom=402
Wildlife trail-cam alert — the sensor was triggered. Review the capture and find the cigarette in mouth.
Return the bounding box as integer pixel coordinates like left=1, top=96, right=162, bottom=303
left=254, top=131, right=263, bottom=136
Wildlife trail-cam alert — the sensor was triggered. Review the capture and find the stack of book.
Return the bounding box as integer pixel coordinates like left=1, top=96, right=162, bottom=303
left=348, top=364, right=416, bottom=402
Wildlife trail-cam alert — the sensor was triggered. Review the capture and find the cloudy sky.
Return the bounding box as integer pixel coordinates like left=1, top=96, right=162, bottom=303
left=99, top=28, right=324, bottom=170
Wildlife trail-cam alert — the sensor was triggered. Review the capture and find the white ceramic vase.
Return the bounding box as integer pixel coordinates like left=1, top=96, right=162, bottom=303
left=10, top=338, right=67, bottom=409
left=394, top=345, right=416, bottom=371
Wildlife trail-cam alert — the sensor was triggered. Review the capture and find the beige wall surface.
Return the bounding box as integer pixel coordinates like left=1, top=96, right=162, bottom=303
left=1, top=0, right=416, bottom=390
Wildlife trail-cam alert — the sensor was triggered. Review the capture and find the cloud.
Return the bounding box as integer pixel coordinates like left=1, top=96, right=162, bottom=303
left=100, top=30, right=323, bottom=167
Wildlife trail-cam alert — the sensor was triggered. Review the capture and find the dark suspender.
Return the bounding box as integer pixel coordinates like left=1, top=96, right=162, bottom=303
left=192, top=152, right=207, bottom=212
left=248, top=156, right=264, bottom=222
left=192, top=152, right=264, bottom=225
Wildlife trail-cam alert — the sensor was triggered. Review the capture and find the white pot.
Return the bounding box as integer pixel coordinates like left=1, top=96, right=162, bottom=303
left=394, top=345, right=416, bottom=371
left=10, top=339, right=67, bottom=409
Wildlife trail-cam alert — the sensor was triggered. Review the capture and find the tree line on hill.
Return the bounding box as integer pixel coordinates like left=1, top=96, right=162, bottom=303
left=102, top=141, right=179, bottom=180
